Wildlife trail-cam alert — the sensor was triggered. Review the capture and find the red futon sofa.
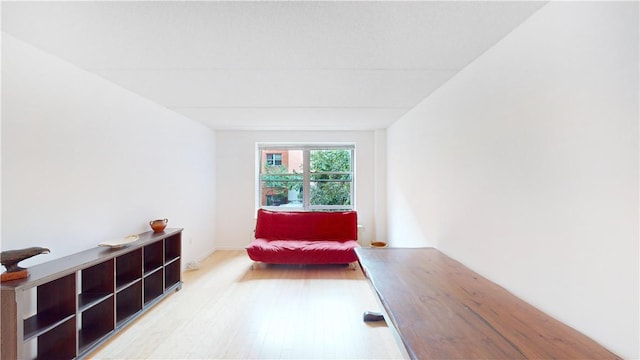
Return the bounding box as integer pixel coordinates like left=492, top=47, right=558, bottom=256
left=246, top=209, right=359, bottom=265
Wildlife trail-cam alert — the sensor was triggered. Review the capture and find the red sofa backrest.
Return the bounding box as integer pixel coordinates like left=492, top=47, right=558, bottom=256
left=255, top=209, right=357, bottom=242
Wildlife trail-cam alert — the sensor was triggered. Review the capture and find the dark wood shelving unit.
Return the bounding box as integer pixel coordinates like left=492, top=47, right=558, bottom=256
left=1, top=228, right=183, bottom=360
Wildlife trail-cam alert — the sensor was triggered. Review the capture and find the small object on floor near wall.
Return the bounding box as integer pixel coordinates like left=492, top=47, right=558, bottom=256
left=185, top=261, right=201, bottom=271
left=370, top=241, right=388, bottom=248
left=0, top=246, right=50, bottom=282
left=363, top=311, right=385, bottom=322
left=150, top=218, right=168, bottom=232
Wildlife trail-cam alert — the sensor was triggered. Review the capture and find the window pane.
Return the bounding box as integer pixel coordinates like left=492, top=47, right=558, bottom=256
left=260, top=149, right=303, bottom=207
left=310, top=181, right=351, bottom=206
left=261, top=150, right=303, bottom=173
left=309, top=150, right=351, bottom=172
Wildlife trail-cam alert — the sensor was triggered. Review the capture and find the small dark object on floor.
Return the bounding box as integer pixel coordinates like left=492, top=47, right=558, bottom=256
left=363, top=311, right=385, bottom=322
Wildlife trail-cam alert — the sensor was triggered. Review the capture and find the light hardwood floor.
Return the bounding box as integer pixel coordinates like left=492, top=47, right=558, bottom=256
left=89, top=250, right=404, bottom=359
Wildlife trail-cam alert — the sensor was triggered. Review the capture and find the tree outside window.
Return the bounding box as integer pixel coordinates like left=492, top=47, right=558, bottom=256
left=309, top=149, right=352, bottom=207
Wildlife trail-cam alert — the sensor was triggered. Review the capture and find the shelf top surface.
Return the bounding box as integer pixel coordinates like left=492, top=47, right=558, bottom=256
left=1, top=228, right=183, bottom=290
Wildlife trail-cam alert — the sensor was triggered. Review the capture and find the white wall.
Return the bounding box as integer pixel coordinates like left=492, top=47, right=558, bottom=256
left=387, top=2, right=638, bottom=358
left=2, top=34, right=217, bottom=267
left=374, top=129, right=387, bottom=244
left=215, top=130, right=379, bottom=249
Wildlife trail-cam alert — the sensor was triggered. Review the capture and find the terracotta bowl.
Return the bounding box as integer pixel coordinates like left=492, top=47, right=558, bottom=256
left=370, top=241, right=388, bottom=248
left=150, top=218, right=168, bottom=232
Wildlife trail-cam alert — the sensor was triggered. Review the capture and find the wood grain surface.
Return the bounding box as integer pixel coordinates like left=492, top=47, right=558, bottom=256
left=356, top=247, right=620, bottom=360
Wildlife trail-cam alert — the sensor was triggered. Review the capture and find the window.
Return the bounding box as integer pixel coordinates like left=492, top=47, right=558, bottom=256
left=265, top=153, right=282, bottom=166
left=257, top=144, right=354, bottom=210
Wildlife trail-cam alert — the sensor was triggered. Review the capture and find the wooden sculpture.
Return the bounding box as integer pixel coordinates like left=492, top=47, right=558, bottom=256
left=0, top=247, right=50, bottom=282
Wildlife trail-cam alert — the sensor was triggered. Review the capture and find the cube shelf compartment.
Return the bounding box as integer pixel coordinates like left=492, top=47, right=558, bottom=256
left=78, top=295, right=115, bottom=353
left=143, top=269, right=164, bottom=305
left=116, top=249, right=142, bottom=290
left=116, top=280, right=143, bottom=326
left=165, top=260, right=181, bottom=290
left=144, top=241, right=163, bottom=275
left=1, top=228, right=183, bottom=360
left=23, top=273, right=76, bottom=342
left=79, top=260, right=114, bottom=310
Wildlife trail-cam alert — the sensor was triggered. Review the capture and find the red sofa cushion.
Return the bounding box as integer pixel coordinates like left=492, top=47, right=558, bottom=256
left=254, top=209, right=357, bottom=242
left=246, top=239, right=359, bottom=264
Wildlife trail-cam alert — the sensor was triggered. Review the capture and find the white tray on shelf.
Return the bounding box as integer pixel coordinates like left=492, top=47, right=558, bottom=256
left=99, top=234, right=140, bottom=248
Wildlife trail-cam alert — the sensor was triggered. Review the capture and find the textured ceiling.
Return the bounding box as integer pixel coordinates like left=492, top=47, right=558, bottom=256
left=2, top=1, right=546, bottom=130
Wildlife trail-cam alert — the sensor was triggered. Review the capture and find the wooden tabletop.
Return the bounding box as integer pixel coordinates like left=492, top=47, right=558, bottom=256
left=355, top=247, right=619, bottom=360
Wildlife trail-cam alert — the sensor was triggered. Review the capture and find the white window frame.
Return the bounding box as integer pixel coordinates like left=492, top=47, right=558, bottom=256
left=256, top=143, right=355, bottom=211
